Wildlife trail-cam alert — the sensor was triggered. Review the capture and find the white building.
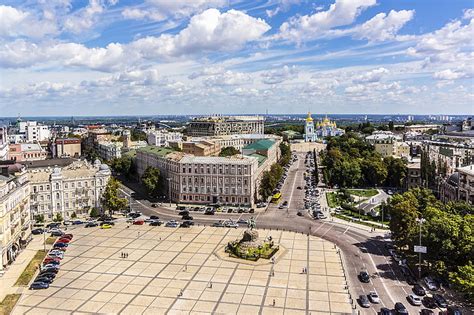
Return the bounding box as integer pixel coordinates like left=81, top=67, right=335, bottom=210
left=0, top=127, right=8, bottom=161
left=0, top=164, right=31, bottom=274
left=28, top=160, right=111, bottom=218
left=304, top=112, right=317, bottom=142
left=97, top=141, right=123, bottom=160
left=24, top=121, right=51, bottom=142
left=147, top=130, right=183, bottom=147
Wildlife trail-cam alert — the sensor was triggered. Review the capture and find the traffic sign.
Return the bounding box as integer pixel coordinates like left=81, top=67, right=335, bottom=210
left=414, top=245, right=427, bottom=253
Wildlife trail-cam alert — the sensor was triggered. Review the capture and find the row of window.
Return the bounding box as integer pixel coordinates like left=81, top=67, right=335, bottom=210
left=182, top=187, right=248, bottom=194
left=32, top=179, right=104, bottom=193
left=182, top=177, right=248, bottom=185
left=181, top=165, right=250, bottom=175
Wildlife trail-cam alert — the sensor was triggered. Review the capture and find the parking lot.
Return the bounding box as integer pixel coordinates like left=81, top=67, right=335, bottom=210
left=14, top=222, right=352, bottom=314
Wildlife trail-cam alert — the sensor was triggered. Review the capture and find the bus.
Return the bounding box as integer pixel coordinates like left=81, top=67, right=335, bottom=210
left=271, top=192, right=282, bottom=204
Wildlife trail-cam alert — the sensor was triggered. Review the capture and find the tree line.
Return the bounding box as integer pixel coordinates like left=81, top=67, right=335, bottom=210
left=259, top=142, right=292, bottom=200
left=386, top=188, right=473, bottom=301
left=320, top=133, right=407, bottom=188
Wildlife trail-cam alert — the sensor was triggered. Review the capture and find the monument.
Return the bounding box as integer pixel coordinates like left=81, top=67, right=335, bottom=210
left=224, top=217, right=279, bottom=261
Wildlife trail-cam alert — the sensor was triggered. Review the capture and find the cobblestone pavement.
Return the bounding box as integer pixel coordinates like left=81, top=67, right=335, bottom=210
left=13, top=223, right=352, bottom=315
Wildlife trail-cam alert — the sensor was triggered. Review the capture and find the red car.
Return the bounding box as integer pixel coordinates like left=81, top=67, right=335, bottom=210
left=133, top=220, right=144, bottom=225
left=43, top=257, right=61, bottom=264
left=57, top=238, right=70, bottom=243
left=62, top=234, right=73, bottom=239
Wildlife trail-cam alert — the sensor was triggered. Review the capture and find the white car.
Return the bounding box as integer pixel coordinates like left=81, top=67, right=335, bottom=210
left=165, top=220, right=179, bottom=228
left=224, top=221, right=238, bottom=228
left=408, top=294, right=422, bottom=306
left=424, top=276, right=439, bottom=290
left=368, top=291, right=380, bottom=303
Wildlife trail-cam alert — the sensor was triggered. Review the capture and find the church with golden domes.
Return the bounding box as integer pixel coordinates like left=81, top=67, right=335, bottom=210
left=304, top=112, right=344, bottom=142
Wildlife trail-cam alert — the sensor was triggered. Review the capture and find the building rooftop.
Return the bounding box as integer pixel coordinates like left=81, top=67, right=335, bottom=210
left=180, top=155, right=255, bottom=165
left=247, top=153, right=267, bottom=166
left=21, top=158, right=76, bottom=169
left=243, top=139, right=275, bottom=151
left=137, top=146, right=177, bottom=157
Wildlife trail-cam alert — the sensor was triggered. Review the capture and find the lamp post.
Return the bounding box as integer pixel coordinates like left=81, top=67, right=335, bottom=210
left=415, top=217, right=426, bottom=279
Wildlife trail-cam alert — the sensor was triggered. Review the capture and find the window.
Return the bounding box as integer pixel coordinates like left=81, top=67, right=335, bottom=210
left=65, top=183, right=68, bottom=189
left=56, top=193, right=59, bottom=199
left=55, top=183, right=60, bottom=190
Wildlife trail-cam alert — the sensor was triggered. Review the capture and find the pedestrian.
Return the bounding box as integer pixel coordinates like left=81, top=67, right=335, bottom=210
left=272, top=299, right=275, bottom=306
left=126, top=252, right=128, bottom=258
left=180, top=236, right=182, bottom=241
left=120, top=252, right=123, bottom=258
left=178, top=289, right=183, bottom=297
left=209, top=281, right=212, bottom=289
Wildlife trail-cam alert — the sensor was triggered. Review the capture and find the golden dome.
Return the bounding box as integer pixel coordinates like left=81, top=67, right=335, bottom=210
left=306, top=112, right=313, bottom=122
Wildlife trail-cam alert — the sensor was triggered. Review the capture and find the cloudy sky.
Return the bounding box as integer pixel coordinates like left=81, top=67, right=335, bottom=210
left=0, top=0, right=473, bottom=116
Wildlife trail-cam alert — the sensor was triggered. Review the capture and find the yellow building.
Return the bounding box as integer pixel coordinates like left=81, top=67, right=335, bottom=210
left=0, top=164, right=31, bottom=274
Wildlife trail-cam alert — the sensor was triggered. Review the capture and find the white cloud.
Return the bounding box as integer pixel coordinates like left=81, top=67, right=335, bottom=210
left=433, top=67, right=473, bottom=80
left=0, top=9, right=270, bottom=71
left=0, top=5, right=58, bottom=38
left=278, top=0, right=376, bottom=42
left=204, top=70, right=252, bottom=86
left=350, top=10, right=414, bottom=41
left=463, top=8, right=474, bottom=20
left=261, top=65, right=298, bottom=84
left=63, top=0, right=117, bottom=34
left=353, top=67, right=389, bottom=83
left=266, top=0, right=302, bottom=18
left=229, top=87, right=259, bottom=97
left=188, top=66, right=225, bottom=79
left=121, top=8, right=166, bottom=21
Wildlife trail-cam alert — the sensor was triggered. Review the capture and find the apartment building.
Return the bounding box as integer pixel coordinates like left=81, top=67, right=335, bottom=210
left=187, top=116, right=264, bottom=136
left=406, top=161, right=422, bottom=189
left=53, top=138, right=82, bottom=158
left=0, top=127, right=8, bottom=161
left=366, top=132, right=409, bottom=158
left=147, top=130, right=182, bottom=147
left=0, top=164, right=31, bottom=274
left=439, top=164, right=474, bottom=205
left=8, top=143, right=47, bottom=162
left=97, top=141, right=123, bottom=160
left=423, top=140, right=474, bottom=175
left=182, top=140, right=221, bottom=157
left=28, top=159, right=111, bottom=218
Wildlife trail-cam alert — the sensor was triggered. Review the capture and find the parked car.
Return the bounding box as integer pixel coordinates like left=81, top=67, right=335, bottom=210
left=57, top=238, right=70, bottom=243
left=424, top=276, right=439, bottom=291
left=297, top=211, right=303, bottom=216
left=150, top=215, right=159, bottom=220
left=394, top=302, right=409, bottom=315
left=43, top=257, right=61, bottom=264
left=30, top=281, right=49, bottom=290
left=224, top=221, right=238, bottom=228
left=359, top=270, right=370, bottom=283
left=32, top=228, right=45, bottom=235
left=53, top=242, right=68, bottom=248
left=42, top=264, right=60, bottom=270
left=72, top=220, right=84, bottom=225
left=101, top=224, right=112, bottom=229
left=42, top=260, right=59, bottom=265
left=38, top=272, right=56, bottom=280
left=249, top=208, right=255, bottom=213
left=149, top=220, right=163, bottom=226
left=178, top=210, right=189, bottom=216
left=34, top=276, right=53, bottom=284
left=151, top=203, right=157, bottom=208
left=368, top=291, right=380, bottom=303
left=133, top=220, right=144, bottom=225
left=212, top=221, right=225, bottom=227
left=446, top=306, right=462, bottom=315
left=413, top=284, right=426, bottom=296
left=62, top=233, right=73, bottom=239
left=41, top=267, right=59, bottom=274
left=420, top=309, right=434, bottom=315
left=379, top=307, right=394, bottom=315
left=101, top=221, right=115, bottom=226
left=407, top=294, right=422, bottom=306
left=359, top=295, right=370, bottom=308
left=85, top=221, right=98, bottom=228
left=182, top=215, right=193, bottom=221
left=204, top=209, right=215, bottom=215
left=180, top=221, right=192, bottom=228
left=422, top=296, right=437, bottom=309
left=432, top=294, right=448, bottom=308
left=46, top=223, right=60, bottom=229
left=165, top=220, right=179, bottom=227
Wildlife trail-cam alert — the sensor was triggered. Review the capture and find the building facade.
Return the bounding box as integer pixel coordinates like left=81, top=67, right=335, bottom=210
left=439, top=164, right=474, bottom=205
left=53, top=138, right=82, bottom=158
left=406, top=161, right=422, bottom=189
left=0, top=164, right=31, bottom=274
left=28, top=160, right=111, bottom=218
left=147, top=130, right=183, bottom=147
left=97, top=142, right=123, bottom=160
left=182, top=140, right=221, bottom=157
left=187, top=116, right=264, bottom=137
left=0, top=127, right=8, bottom=161
left=8, top=143, right=48, bottom=162
left=314, top=116, right=345, bottom=138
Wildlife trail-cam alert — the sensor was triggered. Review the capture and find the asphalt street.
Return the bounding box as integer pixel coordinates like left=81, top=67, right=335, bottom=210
left=118, top=153, right=432, bottom=315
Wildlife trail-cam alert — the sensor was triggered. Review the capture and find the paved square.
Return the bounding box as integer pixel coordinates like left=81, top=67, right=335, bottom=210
left=14, top=223, right=352, bottom=314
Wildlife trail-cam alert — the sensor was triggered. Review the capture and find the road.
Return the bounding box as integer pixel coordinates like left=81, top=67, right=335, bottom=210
left=118, top=153, right=423, bottom=315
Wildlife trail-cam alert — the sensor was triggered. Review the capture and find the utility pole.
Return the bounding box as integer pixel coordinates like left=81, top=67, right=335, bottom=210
left=167, top=178, right=172, bottom=207
left=415, top=217, right=426, bottom=279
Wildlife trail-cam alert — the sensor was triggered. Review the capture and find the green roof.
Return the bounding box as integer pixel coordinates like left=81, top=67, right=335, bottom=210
left=248, top=153, right=267, bottom=166
left=243, top=139, right=275, bottom=151
left=137, top=146, right=175, bottom=157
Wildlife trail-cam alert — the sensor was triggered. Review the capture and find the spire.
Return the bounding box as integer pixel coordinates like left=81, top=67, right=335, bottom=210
left=306, top=112, right=313, bottom=122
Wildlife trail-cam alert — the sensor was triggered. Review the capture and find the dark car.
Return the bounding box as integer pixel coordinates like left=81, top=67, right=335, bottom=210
left=35, top=276, right=53, bottom=284
left=178, top=210, right=189, bottom=216
left=72, top=220, right=84, bottom=225
left=150, top=215, right=159, bottom=220
left=359, top=270, right=370, bottom=283
left=406, top=275, right=417, bottom=285
left=46, top=223, right=60, bottom=229
left=249, top=208, right=255, bottom=213
left=30, top=281, right=49, bottom=290
left=422, top=296, right=437, bottom=309
left=180, top=221, right=191, bottom=228
left=433, top=294, right=448, bottom=308
left=50, top=230, right=64, bottom=237
left=183, top=220, right=194, bottom=226
left=359, top=295, right=370, bottom=308
left=53, top=242, right=68, bottom=248
left=149, top=220, right=162, bottom=226
left=85, top=221, right=98, bottom=228
left=420, top=310, right=435, bottom=315
left=447, top=306, right=462, bottom=315
left=394, top=302, right=408, bottom=315
left=176, top=206, right=186, bottom=211
left=379, top=308, right=395, bottom=315
left=204, top=209, right=215, bottom=215
left=43, top=260, right=60, bottom=265
left=297, top=212, right=303, bottom=216
left=182, top=215, right=193, bottom=221
left=413, top=284, right=426, bottom=296
left=32, top=228, right=45, bottom=235
left=151, top=203, right=157, bottom=208
left=38, top=272, right=56, bottom=279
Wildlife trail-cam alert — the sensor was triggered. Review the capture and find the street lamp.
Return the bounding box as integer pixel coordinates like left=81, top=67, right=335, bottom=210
left=167, top=178, right=171, bottom=207
left=415, top=217, right=426, bottom=279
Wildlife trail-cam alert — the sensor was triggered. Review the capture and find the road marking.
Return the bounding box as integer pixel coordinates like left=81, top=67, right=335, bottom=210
left=286, top=157, right=300, bottom=211
left=343, top=226, right=350, bottom=234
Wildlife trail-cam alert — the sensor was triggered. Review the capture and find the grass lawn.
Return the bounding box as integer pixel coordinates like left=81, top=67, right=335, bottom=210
left=326, top=192, right=341, bottom=208
left=14, top=250, right=47, bottom=286
left=0, top=294, right=21, bottom=315
left=45, top=237, right=57, bottom=245
left=346, top=189, right=378, bottom=198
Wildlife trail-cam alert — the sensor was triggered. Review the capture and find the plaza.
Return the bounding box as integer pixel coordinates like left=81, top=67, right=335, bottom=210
left=13, top=223, right=352, bottom=314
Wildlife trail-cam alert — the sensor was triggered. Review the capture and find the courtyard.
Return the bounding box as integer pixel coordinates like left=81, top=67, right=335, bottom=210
left=13, top=222, right=352, bottom=314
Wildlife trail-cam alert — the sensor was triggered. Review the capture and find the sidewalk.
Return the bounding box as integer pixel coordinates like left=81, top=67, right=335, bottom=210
left=328, top=215, right=387, bottom=234
left=0, top=236, right=44, bottom=301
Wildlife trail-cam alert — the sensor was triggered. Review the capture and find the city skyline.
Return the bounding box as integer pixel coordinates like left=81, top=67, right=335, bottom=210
left=1, top=0, right=473, bottom=116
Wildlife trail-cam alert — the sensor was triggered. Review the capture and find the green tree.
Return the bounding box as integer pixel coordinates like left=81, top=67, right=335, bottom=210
left=219, top=146, right=240, bottom=157
left=34, top=214, right=44, bottom=223
left=259, top=163, right=284, bottom=199
left=53, top=212, right=63, bottom=222
left=360, top=156, right=387, bottom=187
left=387, top=193, right=420, bottom=248
left=278, top=142, right=291, bottom=166
left=110, top=156, right=132, bottom=175
left=388, top=121, right=394, bottom=131
left=102, top=178, right=128, bottom=215
left=384, top=156, right=407, bottom=188
left=449, top=261, right=474, bottom=301
left=89, top=207, right=100, bottom=218
left=141, top=166, right=162, bottom=197
left=70, top=212, right=77, bottom=219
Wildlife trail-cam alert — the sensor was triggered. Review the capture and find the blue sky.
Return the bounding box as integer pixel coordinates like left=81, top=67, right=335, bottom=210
left=0, top=0, right=473, bottom=116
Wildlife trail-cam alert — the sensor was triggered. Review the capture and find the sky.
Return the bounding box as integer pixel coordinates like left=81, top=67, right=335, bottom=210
left=0, top=0, right=473, bottom=116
